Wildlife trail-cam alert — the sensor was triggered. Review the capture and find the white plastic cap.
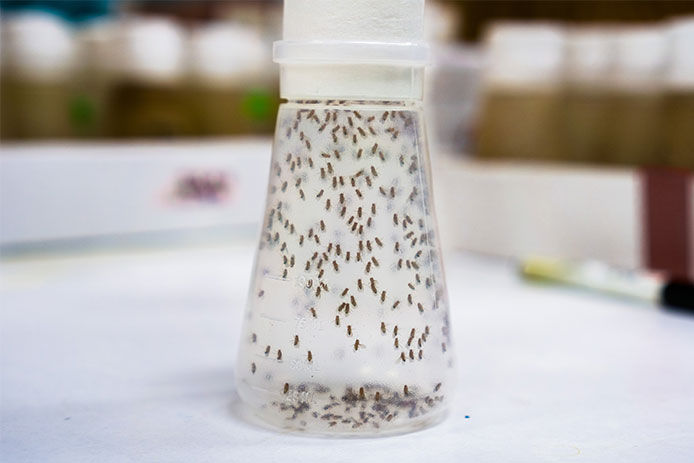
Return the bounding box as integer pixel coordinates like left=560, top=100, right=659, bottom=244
left=114, top=18, right=186, bottom=84
left=565, top=27, right=613, bottom=86
left=274, top=0, right=429, bottom=100
left=1, top=12, right=76, bottom=82
left=189, top=22, right=268, bottom=86
left=665, top=17, right=694, bottom=89
left=611, top=26, right=666, bottom=90
left=77, top=19, right=119, bottom=75
left=484, top=22, right=565, bottom=89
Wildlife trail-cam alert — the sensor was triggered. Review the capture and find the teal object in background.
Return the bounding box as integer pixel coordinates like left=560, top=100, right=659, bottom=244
left=0, top=0, right=113, bottom=23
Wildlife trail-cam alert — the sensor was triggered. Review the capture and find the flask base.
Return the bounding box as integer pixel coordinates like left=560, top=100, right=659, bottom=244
left=234, top=381, right=449, bottom=437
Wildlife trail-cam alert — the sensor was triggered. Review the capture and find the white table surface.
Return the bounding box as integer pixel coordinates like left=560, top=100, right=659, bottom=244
left=1, top=242, right=693, bottom=462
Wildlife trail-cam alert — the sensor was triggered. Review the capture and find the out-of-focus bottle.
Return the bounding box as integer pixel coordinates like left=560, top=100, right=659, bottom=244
left=426, top=45, right=482, bottom=156
left=663, top=18, right=694, bottom=171
left=477, top=23, right=565, bottom=161
left=605, top=27, right=666, bottom=166
left=107, top=18, right=195, bottom=138
left=1, top=12, right=76, bottom=140
left=424, top=2, right=483, bottom=156
left=73, top=19, right=118, bottom=138
left=563, top=28, right=613, bottom=164
left=188, top=22, right=279, bottom=136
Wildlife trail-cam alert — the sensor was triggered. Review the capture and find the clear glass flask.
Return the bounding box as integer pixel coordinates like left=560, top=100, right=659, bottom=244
left=235, top=0, right=455, bottom=436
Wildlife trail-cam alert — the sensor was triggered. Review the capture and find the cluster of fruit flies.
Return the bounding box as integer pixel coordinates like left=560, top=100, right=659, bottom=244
left=251, top=103, right=450, bottom=401
left=270, top=381, right=447, bottom=430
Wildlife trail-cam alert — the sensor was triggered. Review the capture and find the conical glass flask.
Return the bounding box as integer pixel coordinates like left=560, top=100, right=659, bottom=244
left=235, top=0, right=455, bottom=436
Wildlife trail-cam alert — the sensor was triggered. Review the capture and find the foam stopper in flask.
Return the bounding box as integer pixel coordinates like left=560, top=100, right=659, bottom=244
left=282, top=0, right=424, bottom=44
left=274, top=0, right=429, bottom=100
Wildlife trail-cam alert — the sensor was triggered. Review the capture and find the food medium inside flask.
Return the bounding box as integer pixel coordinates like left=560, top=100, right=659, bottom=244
left=235, top=0, right=455, bottom=436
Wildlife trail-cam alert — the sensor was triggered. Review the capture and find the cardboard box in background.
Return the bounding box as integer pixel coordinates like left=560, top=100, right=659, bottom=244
left=434, top=157, right=694, bottom=279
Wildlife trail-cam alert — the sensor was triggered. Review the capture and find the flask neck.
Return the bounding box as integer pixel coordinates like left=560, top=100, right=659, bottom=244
left=278, top=63, right=425, bottom=101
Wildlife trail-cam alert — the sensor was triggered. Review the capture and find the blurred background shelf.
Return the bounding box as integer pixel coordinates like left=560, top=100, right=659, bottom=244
left=1, top=0, right=693, bottom=168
